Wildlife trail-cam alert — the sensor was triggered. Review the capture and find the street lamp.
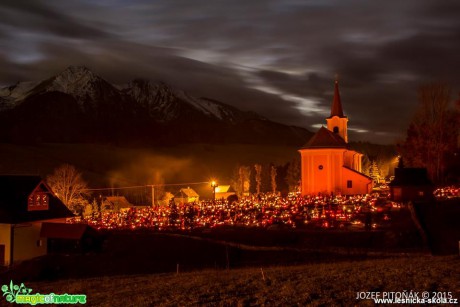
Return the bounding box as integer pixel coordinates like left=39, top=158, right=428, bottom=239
left=211, top=181, right=218, bottom=201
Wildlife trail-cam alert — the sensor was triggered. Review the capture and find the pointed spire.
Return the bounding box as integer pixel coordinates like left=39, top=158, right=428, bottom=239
left=330, top=78, right=344, bottom=117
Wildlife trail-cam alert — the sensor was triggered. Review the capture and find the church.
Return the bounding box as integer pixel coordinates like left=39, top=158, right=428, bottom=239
left=299, top=80, right=372, bottom=196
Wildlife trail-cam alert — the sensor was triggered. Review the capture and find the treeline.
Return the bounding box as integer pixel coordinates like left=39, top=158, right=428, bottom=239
left=400, top=82, right=460, bottom=184
left=230, top=157, right=300, bottom=197
left=350, top=142, right=398, bottom=179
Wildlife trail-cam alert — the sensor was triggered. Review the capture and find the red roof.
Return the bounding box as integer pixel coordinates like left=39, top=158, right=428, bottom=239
left=301, top=127, right=348, bottom=149
left=328, top=80, right=346, bottom=118
left=40, top=222, right=93, bottom=239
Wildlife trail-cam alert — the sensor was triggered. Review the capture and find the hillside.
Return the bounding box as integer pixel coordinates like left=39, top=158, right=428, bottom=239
left=24, top=255, right=460, bottom=306
left=0, top=66, right=312, bottom=145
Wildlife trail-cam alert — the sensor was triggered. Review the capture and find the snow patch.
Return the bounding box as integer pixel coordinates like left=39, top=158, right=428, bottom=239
left=0, top=81, right=40, bottom=101
left=174, top=89, right=226, bottom=120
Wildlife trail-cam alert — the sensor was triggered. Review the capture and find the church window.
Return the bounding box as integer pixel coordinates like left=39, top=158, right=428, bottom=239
left=347, top=180, right=353, bottom=188
left=318, top=165, right=323, bottom=170
left=333, top=126, right=339, bottom=133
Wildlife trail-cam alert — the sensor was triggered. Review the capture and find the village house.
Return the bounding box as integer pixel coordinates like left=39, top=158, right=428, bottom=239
left=389, top=165, right=435, bottom=202
left=174, top=187, right=199, bottom=204
left=214, top=185, right=236, bottom=200
left=102, top=196, right=134, bottom=212
left=0, top=175, right=74, bottom=266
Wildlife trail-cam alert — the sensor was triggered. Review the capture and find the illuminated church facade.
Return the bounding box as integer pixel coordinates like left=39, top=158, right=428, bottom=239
left=299, top=80, right=372, bottom=195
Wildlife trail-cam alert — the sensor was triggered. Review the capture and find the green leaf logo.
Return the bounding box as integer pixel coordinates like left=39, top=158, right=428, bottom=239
left=2, top=281, right=33, bottom=303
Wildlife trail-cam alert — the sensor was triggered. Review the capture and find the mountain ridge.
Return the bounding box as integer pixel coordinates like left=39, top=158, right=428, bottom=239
left=0, top=66, right=312, bottom=145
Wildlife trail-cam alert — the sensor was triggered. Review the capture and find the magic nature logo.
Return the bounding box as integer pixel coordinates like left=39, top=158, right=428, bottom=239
left=2, top=281, right=86, bottom=305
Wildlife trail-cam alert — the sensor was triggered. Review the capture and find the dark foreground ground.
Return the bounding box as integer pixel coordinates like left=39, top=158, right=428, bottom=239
left=19, top=255, right=460, bottom=306
left=2, top=203, right=459, bottom=306
left=1, top=226, right=425, bottom=282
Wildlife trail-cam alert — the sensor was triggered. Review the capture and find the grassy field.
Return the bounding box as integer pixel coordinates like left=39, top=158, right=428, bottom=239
left=3, top=228, right=423, bottom=282
left=21, top=255, right=460, bottom=306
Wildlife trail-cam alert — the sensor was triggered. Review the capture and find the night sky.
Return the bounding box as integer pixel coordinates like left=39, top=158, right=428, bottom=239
left=1, top=0, right=459, bottom=144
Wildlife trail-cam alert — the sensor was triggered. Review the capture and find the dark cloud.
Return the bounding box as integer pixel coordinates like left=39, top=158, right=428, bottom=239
left=0, top=0, right=112, bottom=39
left=0, top=0, right=459, bottom=144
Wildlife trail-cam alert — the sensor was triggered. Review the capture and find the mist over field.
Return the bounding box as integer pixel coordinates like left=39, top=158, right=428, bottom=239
left=0, top=143, right=299, bottom=198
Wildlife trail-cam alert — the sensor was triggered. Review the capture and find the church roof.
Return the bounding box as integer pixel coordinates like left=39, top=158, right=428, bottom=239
left=301, top=126, right=348, bottom=149
left=328, top=80, right=346, bottom=118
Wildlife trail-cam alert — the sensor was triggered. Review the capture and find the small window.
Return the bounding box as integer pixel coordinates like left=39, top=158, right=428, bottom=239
left=28, top=192, right=49, bottom=211
left=347, top=180, right=353, bottom=188
left=318, top=165, right=323, bottom=170
left=333, top=126, right=339, bottom=133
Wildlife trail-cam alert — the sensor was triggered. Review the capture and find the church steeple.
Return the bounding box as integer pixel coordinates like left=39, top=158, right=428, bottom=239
left=330, top=79, right=344, bottom=118
left=326, top=78, right=348, bottom=143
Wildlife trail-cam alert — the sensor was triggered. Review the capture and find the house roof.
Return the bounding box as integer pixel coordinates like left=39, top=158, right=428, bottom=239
left=40, top=222, right=96, bottom=239
left=389, top=168, right=433, bottom=186
left=104, top=196, right=133, bottom=208
left=178, top=188, right=199, bottom=198
left=327, top=80, right=346, bottom=118
left=0, top=175, right=74, bottom=224
left=216, top=185, right=231, bottom=193
left=300, top=127, right=348, bottom=149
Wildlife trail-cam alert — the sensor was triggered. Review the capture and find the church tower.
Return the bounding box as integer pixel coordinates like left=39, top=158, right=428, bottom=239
left=298, top=78, right=372, bottom=196
left=326, top=80, right=348, bottom=143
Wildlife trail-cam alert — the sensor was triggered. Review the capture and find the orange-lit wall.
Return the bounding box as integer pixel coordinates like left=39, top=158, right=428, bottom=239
left=0, top=224, right=11, bottom=265
left=299, top=148, right=371, bottom=195
left=342, top=167, right=372, bottom=195
left=343, top=151, right=363, bottom=172
left=13, top=222, right=47, bottom=263
left=326, top=116, right=348, bottom=143
left=300, top=148, right=344, bottom=195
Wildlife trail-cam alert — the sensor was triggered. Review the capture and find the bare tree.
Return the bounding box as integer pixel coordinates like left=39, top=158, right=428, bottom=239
left=152, top=170, right=165, bottom=206
left=47, top=164, right=89, bottom=211
left=231, top=165, right=251, bottom=197
left=270, top=165, right=277, bottom=193
left=402, top=82, right=459, bottom=183
left=254, top=164, right=262, bottom=194
left=286, top=157, right=300, bottom=192
left=240, top=166, right=251, bottom=196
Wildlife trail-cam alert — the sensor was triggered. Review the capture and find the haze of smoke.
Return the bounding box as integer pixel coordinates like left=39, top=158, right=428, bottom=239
left=107, top=154, right=193, bottom=188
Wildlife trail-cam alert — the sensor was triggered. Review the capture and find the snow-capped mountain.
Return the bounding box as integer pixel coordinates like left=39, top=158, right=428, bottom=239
left=122, top=79, right=263, bottom=123
left=44, top=65, right=103, bottom=98
left=0, top=66, right=311, bottom=145
left=0, top=80, right=41, bottom=110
